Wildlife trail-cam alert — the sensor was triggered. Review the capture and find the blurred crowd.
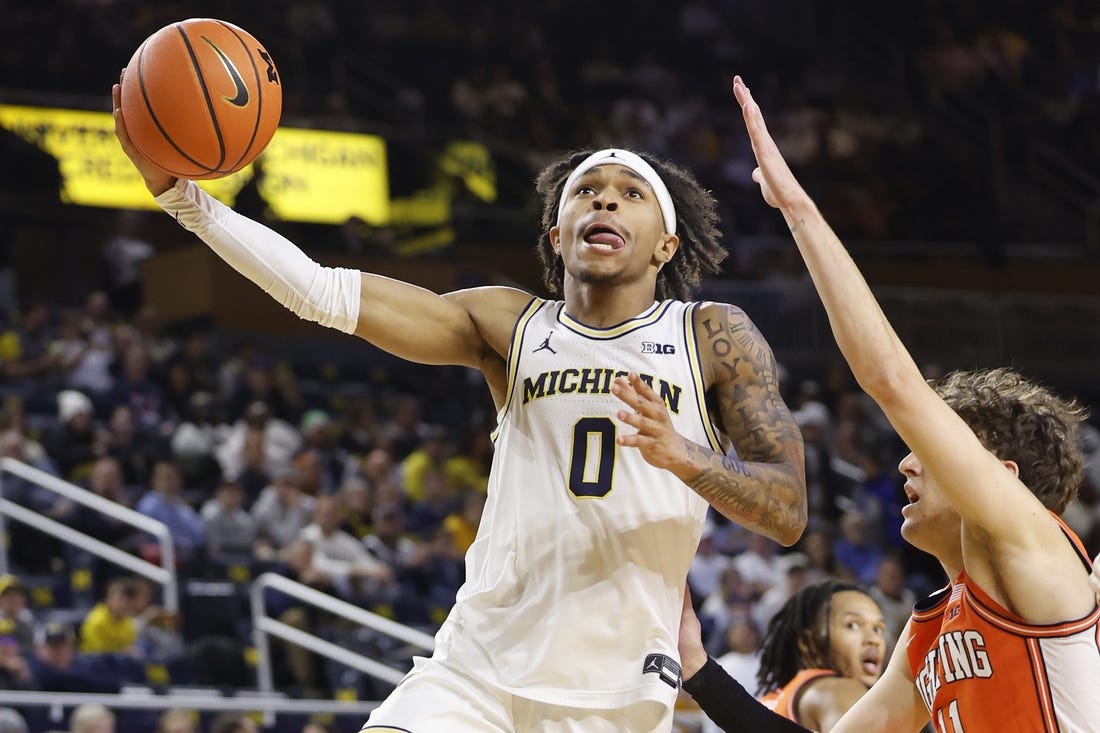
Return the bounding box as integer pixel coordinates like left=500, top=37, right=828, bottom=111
left=6, top=1, right=1100, bottom=255
left=0, top=282, right=497, bottom=706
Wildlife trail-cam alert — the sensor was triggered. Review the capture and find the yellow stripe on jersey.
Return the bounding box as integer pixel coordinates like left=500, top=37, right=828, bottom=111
left=684, top=302, right=724, bottom=453
left=491, top=297, right=544, bottom=443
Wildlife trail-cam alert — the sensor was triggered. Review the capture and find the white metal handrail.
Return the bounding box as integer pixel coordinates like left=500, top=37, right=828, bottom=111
left=0, top=457, right=178, bottom=612
left=250, top=572, right=435, bottom=693
left=0, top=689, right=380, bottom=715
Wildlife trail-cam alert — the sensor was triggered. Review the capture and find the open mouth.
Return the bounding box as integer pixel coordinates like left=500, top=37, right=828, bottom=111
left=903, top=483, right=919, bottom=504
left=582, top=222, right=626, bottom=250
left=861, top=652, right=882, bottom=677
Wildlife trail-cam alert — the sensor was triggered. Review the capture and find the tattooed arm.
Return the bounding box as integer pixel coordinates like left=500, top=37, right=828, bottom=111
left=692, top=303, right=806, bottom=544
left=611, top=303, right=806, bottom=545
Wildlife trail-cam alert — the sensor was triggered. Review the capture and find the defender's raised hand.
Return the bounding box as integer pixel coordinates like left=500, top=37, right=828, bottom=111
left=732, top=75, right=811, bottom=213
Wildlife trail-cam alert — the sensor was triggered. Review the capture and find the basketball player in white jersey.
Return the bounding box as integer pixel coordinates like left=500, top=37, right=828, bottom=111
left=113, top=77, right=806, bottom=732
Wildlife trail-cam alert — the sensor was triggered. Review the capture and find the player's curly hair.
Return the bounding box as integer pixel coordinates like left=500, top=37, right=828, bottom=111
left=755, top=580, right=865, bottom=697
left=534, top=148, right=726, bottom=301
left=932, top=367, right=1088, bottom=514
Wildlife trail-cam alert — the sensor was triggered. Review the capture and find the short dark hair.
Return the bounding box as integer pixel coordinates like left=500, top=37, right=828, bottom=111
left=534, top=148, right=727, bottom=301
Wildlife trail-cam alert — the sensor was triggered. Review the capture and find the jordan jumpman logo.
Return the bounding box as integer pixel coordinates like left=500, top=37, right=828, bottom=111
left=533, top=332, right=557, bottom=354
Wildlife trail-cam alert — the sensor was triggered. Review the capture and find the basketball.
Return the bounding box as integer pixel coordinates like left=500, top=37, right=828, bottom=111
left=120, top=18, right=282, bottom=180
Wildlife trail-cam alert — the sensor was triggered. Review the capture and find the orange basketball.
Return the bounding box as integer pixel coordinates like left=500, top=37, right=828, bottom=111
left=121, top=18, right=282, bottom=180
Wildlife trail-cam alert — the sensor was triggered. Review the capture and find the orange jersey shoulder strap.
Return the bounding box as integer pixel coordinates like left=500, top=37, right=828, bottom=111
left=759, top=668, right=839, bottom=723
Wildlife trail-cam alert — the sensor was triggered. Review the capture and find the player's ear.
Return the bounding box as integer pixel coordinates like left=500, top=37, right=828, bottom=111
left=549, top=226, right=561, bottom=255
left=654, top=233, right=679, bottom=269
left=1002, top=459, right=1020, bottom=478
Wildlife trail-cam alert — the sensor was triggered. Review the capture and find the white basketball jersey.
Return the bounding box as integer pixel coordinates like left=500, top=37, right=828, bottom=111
left=433, top=298, right=721, bottom=709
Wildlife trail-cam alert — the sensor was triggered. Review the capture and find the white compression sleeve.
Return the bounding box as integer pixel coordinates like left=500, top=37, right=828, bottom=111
left=155, top=179, right=361, bottom=334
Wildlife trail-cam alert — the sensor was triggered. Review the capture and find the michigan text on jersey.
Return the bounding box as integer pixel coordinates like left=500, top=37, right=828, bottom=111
left=522, top=369, right=683, bottom=414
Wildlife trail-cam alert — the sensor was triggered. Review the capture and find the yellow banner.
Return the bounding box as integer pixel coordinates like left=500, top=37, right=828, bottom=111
left=0, top=105, right=389, bottom=224
left=256, top=127, right=389, bottom=224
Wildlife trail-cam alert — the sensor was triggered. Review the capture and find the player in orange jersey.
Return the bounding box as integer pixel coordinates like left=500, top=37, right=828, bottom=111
left=680, top=581, right=885, bottom=733
left=730, top=74, right=1099, bottom=733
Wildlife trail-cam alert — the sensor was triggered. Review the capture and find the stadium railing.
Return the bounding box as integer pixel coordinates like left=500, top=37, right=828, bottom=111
left=0, top=456, right=178, bottom=612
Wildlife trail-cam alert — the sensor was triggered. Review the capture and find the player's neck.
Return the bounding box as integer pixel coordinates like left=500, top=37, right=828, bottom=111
left=563, top=282, right=658, bottom=328
left=938, top=546, right=964, bottom=582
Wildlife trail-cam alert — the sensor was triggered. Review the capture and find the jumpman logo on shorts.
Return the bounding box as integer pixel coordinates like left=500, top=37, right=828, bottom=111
left=533, top=332, right=557, bottom=354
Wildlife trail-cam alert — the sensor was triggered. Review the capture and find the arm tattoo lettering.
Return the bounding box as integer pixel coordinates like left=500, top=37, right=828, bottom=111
left=692, top=306, right=807, bottom=542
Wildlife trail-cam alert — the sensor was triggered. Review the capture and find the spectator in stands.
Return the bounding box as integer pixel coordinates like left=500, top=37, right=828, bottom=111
left=689, top=522, right=733, bottom=602
left=441, top=490, right=485, bottom=556
left=382, top=395, right=427, bottom=460
left=68, top=703, right=115, bottom=733
left=128, top=577, right=180, bottom=662
left=262, top=539, right=331, bottom=696
left=0, top=301, right=62, bottom=401
left=731, top=533, right=784, bottom=598
left=68, top=455, right=139, bottom=550
left=444, top=425, right=491, bottom=494
left=0, top=619, right=33, bottom=689
left=359, top=446, right=400, bottom=493
left=793, top=400, right=847, bottom=524
left=43, top=389, right=104, bottom=482
left=752, top=552, right=813, bottom=633
left=227, top=356, right=300, bottom=423
left=405, top=466, right=455, bottom=540
left=169, top=391, right=227, bottom=491
left=0, top=429, right=62, bottom=560
left=135, top=459, right=205, bottom=566
left=154, top=709, right=197, bottom=733
left=101, top=403, right=160, bottom=487
left=699, top=565, right=756, bottom=638
left=0, top=708, right=27, bottom=733
left=26, top=622, right=120, bottom=693
left=299, top=409, right=350, bottom=493
left=63, top=296, right=114, bottom=398
left=290, top=447, right=324, bottom=497
left=0, top=575, right=33, bottom=652
left=700, top=612, right=761, bottom=733
left=832, top=508, right=884, bottom=586
left=234, top=425, right=272, bottom=507
left=208, top=712, right=257, bottom=733
left=867, top=552, right=915, bottom=644
left=299, top=495, right=392, bottom=600
left=133, top=305, right=176, bottom=368
left=362, top=502, right=420, bottom=576
left=797, top=526, right=845, bottom=584
left=202, top=476, right=258, bottom=564
left=0, top=704, right=26, bottom=726
left=252, top=466, right=316, bottom=559
left=400, top=424, right=449, bottom=502
left=341, top=399, right=382, bottom=457
left=178, top=332, right=218, bottom=396
left=217, top=400, right=301, bottom=484
left=108, top=343, right=165, bottom=433
left=337, top=475, right=374, bottom=539
left=79, top=577, right=146, bottom=655
left=300, top=720, right=334, bottom=733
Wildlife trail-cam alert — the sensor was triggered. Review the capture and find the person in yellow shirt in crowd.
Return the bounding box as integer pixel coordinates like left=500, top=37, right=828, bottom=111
left=79, top=577, right=157, bottom=655
left=443, top=491, right=487, bottom=555
left=399, top=425, right=449, bottom=502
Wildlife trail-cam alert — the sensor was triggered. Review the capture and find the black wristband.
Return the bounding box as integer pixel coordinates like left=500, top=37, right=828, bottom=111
left=682, top=657, right=811, bottom=733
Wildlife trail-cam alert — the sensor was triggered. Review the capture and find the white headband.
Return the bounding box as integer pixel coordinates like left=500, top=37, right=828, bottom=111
left=556, top=149, right=677, bottom=234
